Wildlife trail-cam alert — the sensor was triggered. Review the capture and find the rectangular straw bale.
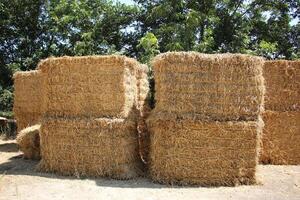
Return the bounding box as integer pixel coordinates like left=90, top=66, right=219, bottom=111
left=146, top=112, right=263, bottom=186
left=37, top=56, right=139, bottom=118
left=260, top=111, right=300, bottom=165
left=152, top=52, right=265, bottom=121
left=264, top=60, right=300, bottom=111
left=13, top=70, right=45, bottom=130
left=38, top=117, right=142, bottom=179
left=14, top=111, right=41, bottom=132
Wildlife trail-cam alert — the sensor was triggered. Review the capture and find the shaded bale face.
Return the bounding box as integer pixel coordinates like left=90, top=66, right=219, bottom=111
left=151, top=52, right=265, bottom=121
left=263, top=61, right=300, bottom=111
left=136, top=64, right=151, bottom=117
left=13, top=70, right=45, bottom=131
left=38, top=56, right=139, bottom=118
left=39, top=117, right=142, bottom=179
left=135, top=64, right=151, bottom=165
left=16, top=124, right=41, bottom=160
left=260, top=111, right=300, bottom=165
left=146, top=113, right=263, bottom=186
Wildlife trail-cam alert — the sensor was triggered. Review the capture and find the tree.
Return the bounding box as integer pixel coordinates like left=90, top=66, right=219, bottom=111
left=137, top=32, right=160, bottom=107
left=0, top=0, right=139, bottom=112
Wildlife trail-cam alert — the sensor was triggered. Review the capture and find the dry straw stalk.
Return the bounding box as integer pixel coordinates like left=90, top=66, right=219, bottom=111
left=38, top=56, right=140, bottom=118
left=13, top=70, right=45, bottom=131
left=39, top=117, right=142, bottom=179
left=263, top=60, right=300, bottom=111
left=16, top=124, right=41, bottom=160
left=260, top=111, right=300, bottom=165
left=136, top=64, right=151, bottom=165
left=151, top=52, right=265, bottom=121
left=146, top=112, right=263, bottom=186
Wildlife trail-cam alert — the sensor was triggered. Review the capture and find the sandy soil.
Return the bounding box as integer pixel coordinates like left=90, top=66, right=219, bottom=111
left=0, top=139, right=299, bottom=200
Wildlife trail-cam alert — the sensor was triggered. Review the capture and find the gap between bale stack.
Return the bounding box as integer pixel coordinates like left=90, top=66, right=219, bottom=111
left=147, top=113, right=264, bottom=186
left=136, top=64, right=151, bottom=165
left=38, top=117, right=143, bottom=179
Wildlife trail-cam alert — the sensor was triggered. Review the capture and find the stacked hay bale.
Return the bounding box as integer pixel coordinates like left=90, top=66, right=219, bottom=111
left=147, top=52, right=265, bottom=186
left=37, top=56, right=147, bottom=178
left=13, top=70, right=45, bottom=131
left=260, top=60, right=300, bottom=164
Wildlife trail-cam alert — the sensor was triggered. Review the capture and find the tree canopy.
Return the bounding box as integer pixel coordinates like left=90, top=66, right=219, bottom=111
left=0, top=0, right=299, bottom=112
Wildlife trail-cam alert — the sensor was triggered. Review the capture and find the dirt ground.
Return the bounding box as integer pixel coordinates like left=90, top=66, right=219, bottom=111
left=0, top=139, right=299, bottom=200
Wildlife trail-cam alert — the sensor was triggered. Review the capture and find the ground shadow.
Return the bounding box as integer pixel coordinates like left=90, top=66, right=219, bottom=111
left=0, top=141, right=172, bottom=189
left=0, top=154, right=173, bottom=189
left=0, top=142, right=19, bottom=152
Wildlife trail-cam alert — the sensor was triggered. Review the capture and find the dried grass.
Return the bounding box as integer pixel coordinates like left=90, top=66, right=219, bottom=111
left=263, top=60, right=300, bottom=111
left=13, top=70, right=45, bottom=131
left=146, top=112, right=263, bottom=186
left=16, top=124, right=41, bottom=160
left=136, top=64, right=151, bottom=165
left=260, top=111, right=300, bottom=165
left=151, top=52, right=265, bottom=121
left=38, top=117, right=142, bottom=179
left=37, top=56, right=139, bottom=118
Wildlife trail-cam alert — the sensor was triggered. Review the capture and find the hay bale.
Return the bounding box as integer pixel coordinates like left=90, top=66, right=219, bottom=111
left=264, top=60, right=300, bottom=111
left=146, top=112, right=263, bottom=186
left=16, top=124, right=41, bottom=160
left=13, top=70, right=45, bottom=131
left=260, top=111, right=300, bottom=165
left=151, top=52, right=265, bottom=121
left=37, top=56, right=140, bottom=118
left=38, top=117, right=142, bottom=179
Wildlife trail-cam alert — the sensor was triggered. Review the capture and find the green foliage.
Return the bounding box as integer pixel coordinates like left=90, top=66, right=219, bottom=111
left=256, top=40, right=278, bottom=59
left=137, top=32, right=160, bottom=108
left=0, top=87, right=13, bottom=112
left=137, top=32, right=160, bottom=64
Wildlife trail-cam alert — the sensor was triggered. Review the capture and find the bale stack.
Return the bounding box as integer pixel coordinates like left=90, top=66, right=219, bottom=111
left=147, top=52, right=265, bottom=186
left=37, top=56, right=146, bottom=178
left=260, top=60, right=300, bottom=165
left=13, top=70, right=45, bottom=131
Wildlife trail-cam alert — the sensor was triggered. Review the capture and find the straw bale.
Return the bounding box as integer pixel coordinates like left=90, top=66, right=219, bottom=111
left=16, top=124, right=41, bottom=160
left=146, top=112, right=263, bottom=186
left=136, top=64, right=151, bottom=165
left=13, top=70, right=45, bottom=131
left=14, top=111, right=41, bottom=132
left=151, top=52, right=265, bottom=121
left=37, top=56, right=140, bottom=118
left=38, top=117, right=142, bottom=179
left=260, top=111, right=300, bottom=165
left=264, top=60, right=300, bottom=111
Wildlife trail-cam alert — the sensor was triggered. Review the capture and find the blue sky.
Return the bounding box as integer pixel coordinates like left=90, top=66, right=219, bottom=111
left=115, top=0, right=135, bottom=4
